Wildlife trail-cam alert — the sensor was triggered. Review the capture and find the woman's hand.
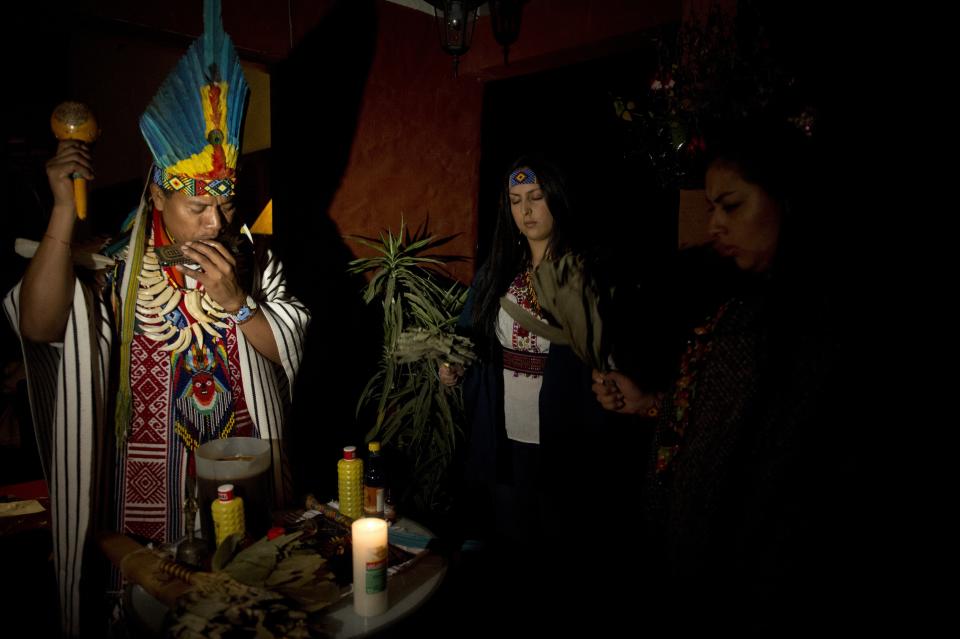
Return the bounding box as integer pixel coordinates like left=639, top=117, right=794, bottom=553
left=439, top=362, right=464, bottom=387
left=591, top=369, right=661, bottom=416
left=177, top=240, right=246, bottom=311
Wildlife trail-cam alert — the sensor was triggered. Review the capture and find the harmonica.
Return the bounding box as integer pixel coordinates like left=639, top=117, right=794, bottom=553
left=154, top=244, right=199, bottom=268
left=154, top=231, right=250, bottom=269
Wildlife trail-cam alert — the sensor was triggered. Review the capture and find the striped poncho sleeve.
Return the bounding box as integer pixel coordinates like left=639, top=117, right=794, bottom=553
left=3, top=279, right=111, bottom=638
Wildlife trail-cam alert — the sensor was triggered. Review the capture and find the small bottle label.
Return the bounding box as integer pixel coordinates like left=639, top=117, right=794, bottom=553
left=211, top=495, right=245, bottom=547
left=364, top=486, right=385, bottom=516
left=365, top=556, right=387, bottom=594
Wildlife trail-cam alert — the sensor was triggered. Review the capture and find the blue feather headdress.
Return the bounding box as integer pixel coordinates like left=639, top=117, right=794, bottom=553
left=114, top=0, right=248, bottom=443
left=139, top=0, right=248, bottom=197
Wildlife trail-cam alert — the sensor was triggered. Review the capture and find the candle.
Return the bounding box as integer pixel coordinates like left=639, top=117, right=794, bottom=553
left=351, top=517, right=388, bottom=616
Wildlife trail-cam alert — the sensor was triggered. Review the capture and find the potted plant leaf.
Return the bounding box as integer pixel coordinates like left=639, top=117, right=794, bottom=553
left=347, top=220, right=475, bottom=517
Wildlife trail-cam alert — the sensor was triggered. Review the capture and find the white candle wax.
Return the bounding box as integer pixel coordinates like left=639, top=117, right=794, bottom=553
left=351, top=517, right=389, bottom=616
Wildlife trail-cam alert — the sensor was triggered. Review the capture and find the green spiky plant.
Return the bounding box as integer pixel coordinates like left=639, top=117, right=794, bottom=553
left=347, top=220, right=475, bottom=515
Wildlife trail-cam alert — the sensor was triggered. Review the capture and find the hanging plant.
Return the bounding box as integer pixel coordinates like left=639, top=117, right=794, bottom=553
left=611, top=2, right=809, bottom=189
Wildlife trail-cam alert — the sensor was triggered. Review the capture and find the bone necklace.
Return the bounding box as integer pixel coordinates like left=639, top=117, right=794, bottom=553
left=134, top=236, right=231, bottom=353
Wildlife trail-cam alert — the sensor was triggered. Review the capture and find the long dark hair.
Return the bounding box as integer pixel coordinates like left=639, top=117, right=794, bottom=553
left=704, top=118, right=821, bottom=290
left=704, top=115, right=840, bottom=367
left=471, top=154, right=580, bottom=355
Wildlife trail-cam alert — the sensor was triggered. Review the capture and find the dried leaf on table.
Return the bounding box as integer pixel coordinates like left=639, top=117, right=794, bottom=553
left=175, top=612, right=208, bottom=632
left=265, top=553, right=327, bottom=588
left=168, top=572, right=302, bottom=638
left=280, top=582, right=342, bottom=613
left=210, top=532, right=241, bottom=571
left=180, top=598, right=228, bottom=621
left=220, top=532, right=300, bottom=587
left=220, top=545, right=278, bottom=588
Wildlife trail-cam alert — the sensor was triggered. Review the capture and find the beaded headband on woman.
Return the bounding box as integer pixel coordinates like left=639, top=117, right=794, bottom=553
left=509, top=167, right=539, bottom=187
left=139, top=0, right=248, bottom=198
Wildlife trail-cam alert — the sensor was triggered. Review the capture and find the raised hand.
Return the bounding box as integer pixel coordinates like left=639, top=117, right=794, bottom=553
left=177, top=240, right=246, bottom=311
left=46, top=140, right=94, bottom=215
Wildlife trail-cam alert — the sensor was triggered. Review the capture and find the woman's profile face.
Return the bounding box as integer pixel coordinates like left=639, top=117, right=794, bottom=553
left=705, top=161, right=781, bottom=273
left=509, top=182, right=554, bottom=244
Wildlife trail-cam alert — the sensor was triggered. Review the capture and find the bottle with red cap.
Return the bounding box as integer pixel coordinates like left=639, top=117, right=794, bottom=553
left=211, top=483, right=245, bottom=548
left=337, top=446, right=364, bottom=519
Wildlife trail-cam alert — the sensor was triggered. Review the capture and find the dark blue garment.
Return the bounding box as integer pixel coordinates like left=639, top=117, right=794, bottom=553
left=456, top=275, right=611, bottom=547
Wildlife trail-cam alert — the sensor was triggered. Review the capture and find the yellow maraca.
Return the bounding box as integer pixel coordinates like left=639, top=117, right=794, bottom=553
left=50, top=101, right=99, bottom=219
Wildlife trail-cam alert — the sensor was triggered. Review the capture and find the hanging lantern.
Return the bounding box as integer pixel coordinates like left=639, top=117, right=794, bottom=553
left=488, top=0, right=527, bottom=66
left=425, top=1, right=483, bottom=77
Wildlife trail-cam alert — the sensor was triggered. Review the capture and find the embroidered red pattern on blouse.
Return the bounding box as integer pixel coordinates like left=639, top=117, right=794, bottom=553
left=507, top=269, right=546, bottom=378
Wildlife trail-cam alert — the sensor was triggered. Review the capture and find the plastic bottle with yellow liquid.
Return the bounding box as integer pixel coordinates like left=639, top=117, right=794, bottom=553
left=211, top=483, right=245, bottom=547
left=338, top=446, right=364, bottom=519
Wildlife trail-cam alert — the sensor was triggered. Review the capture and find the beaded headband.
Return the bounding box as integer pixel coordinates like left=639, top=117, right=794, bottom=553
left=509, top=167, right=539, bottom=187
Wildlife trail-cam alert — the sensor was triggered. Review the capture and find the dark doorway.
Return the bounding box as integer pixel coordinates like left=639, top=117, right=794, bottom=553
left=476, top=45, right=681, bottom=385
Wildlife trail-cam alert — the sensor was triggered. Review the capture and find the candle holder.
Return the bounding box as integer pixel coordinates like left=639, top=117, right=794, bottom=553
left=175, top=478, right=209, bottom=569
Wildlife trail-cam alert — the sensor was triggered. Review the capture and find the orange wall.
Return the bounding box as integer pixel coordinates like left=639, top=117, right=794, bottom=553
left=333, top=0, right=679, bottom=282
left=325, top=1, right=484, bottom=285
left=464, top=0, right=680, bottom=79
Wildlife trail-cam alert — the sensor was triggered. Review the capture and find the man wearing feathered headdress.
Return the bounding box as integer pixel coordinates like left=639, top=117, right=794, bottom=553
left=4, top=1, right=310, bottom=634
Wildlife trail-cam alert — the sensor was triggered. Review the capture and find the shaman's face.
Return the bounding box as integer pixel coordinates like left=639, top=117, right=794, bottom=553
left=151, top=184, right=237, bottom=242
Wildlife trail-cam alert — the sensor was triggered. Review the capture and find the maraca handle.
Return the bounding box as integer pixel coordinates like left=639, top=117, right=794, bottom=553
left=73, top=177, right=87, bottom=220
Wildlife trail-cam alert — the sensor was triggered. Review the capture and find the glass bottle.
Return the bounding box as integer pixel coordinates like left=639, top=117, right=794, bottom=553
left=364, top=441, right=386, bottom=518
